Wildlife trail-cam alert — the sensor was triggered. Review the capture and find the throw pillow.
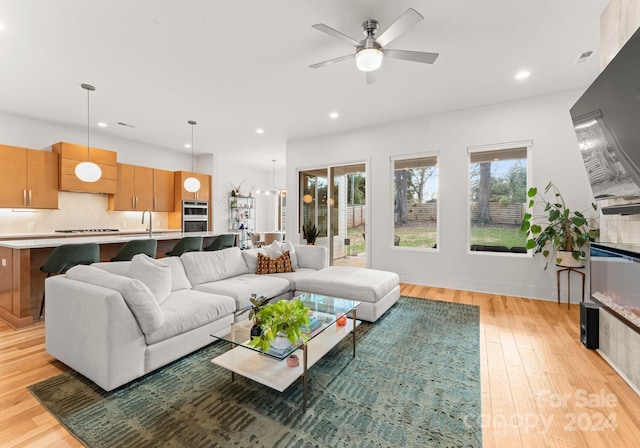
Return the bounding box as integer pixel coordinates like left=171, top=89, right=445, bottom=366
left=256, top=250, right=295, bottom=274
left=272, top=240, right=299, bottom=269
left=125, top=254, right=172, bottom=304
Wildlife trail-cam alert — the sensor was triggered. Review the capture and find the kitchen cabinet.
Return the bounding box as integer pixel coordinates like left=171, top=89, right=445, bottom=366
left=0, top=144, right=58, bottom=209
left=174, top=171, right=211, bottom=201
left=108, top=163, right=153, bottom=210
left=52, top=142, right=117, bottom=194
left=153, top=168, right=175, bottom=212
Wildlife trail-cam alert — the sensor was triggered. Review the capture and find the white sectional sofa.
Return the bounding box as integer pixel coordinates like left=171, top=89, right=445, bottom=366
left=45, top=243, right=328, bottom=391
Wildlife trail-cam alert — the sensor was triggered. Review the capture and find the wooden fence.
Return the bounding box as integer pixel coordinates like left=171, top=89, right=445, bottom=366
left=401, top=202, right=525, bottom=225
left=346, top=205, right=366, bottom=227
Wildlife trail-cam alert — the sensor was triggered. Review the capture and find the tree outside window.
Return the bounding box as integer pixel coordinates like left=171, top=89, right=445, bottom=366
left=393, top=155, right=438, bottom=249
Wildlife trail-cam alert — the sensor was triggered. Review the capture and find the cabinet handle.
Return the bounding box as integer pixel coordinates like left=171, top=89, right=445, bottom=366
left=154, top=197, right=157, bottom=210
left=23, top=190, right=27, bottom=206
left=132, top=197, right=135, bottom=209
left=136, top=197, right=139, bottom=209
left=28, top=190, right=32, bottom=206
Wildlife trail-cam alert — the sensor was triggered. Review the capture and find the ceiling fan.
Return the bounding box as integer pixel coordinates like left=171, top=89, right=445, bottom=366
left=309, top=8, right=439, bottom=84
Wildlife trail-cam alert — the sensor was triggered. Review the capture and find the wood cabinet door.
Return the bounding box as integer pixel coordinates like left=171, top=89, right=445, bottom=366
left=153, top=168, right=174, bottom=211
left=110, top=163, right=136, bottom=210
left=26, top=150, right=58, bottom=209
left=134, top=165, right=154, bottom=210
left=195, top=173, right=211, bottom=201
left=0, top=145, right=27, bottom=207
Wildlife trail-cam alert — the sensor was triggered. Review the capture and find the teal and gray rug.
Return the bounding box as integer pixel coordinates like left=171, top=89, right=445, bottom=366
left=29, top=296, right=481, bottom=447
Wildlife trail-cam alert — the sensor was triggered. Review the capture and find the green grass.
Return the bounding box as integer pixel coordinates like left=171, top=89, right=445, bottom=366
left=346, top=222, right=526, bottom=250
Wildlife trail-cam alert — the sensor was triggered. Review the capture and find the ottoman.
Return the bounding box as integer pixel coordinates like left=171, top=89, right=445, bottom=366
left=294, top=266, right=400, bottom=322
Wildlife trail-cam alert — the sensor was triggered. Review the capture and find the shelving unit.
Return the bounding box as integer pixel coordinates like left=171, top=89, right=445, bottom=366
left=228, top=195, right=255, bottom=248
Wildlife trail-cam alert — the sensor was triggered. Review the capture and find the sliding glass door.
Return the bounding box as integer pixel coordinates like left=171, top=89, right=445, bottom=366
left=299, top=163, right=366, bottom=267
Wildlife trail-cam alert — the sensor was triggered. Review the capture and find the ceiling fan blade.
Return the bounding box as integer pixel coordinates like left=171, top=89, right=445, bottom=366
left=366, top=71, right=379, bottom=84
left=384, top=49, right=439, bottom=64
left=311, top=23, right=361, bottom=47
left=309, top=54, right=354, bottom=69
left=375, top=8, right=424, bottom=47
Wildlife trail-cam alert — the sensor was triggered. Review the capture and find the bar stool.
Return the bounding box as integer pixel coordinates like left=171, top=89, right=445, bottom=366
left=165, top=236, right=203, bottom=256
left=111, top=239, right=157, bottom=261
left=40, top=243, right=100, bottom=318
left=204, top=234, right=236, bottom=251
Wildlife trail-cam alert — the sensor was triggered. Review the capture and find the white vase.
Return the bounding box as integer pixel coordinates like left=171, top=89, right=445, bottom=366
left=557, top=250, right=584, bottom=268
left=271, top=335, right=291, bottom=350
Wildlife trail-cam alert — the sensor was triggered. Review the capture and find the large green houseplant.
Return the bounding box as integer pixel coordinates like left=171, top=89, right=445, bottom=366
left=521, top=181, right=598, bottom=269
left=249, top=299, right=310, bottom=353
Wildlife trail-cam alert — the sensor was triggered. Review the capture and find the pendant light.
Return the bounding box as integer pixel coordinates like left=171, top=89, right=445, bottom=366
left=256, top=159, right=279, bottom=195
left=183, top=120, right=201, bottom=193
left=75, top=84, right=102, bottom=183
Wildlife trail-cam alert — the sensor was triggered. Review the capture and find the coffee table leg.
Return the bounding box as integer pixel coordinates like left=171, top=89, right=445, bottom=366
left=303, top=343, right=308, bottom=412
left=351, top=309, right=357, bottom=358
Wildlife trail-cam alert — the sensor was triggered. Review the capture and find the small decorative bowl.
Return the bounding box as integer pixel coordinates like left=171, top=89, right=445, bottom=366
left=286, top=354, right=299, bottom=367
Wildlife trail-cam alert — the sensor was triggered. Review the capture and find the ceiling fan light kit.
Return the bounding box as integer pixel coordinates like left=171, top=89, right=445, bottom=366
left=310, top=8, right=439, bottom=82
left=75, top=83, right=102, bottom=183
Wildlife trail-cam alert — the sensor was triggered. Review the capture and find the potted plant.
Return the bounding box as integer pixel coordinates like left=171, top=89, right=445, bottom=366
left=303, top=221, right=319, bottom=245
left=237, top=293, right=271, bottom=337
left=521, top=181, right=599, bottom=269
left=249, top=299, right=310, bottom=353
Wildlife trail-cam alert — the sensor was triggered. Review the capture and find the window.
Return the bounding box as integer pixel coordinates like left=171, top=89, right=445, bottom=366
left=392, top=154, right=438, bottom=249
left=468, top=142, right=531, bottom=254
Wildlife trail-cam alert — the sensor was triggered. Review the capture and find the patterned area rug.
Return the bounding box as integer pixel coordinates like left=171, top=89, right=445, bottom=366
left=29, top=296, right=481, bottom=447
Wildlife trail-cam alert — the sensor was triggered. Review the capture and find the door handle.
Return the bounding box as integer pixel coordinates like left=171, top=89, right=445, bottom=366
left=23, top=189, right=27, bottom=206
left=132, top=196, right=136, bottom=209
left=154, top=197, right=157, bottom=210
left=28, top=190, right=32, bottom=206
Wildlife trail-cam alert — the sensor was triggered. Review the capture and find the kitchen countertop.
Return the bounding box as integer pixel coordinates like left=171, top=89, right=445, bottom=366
left=0, top=231, right=231, bottom=249
left=0, top=229, right=183, bottom=240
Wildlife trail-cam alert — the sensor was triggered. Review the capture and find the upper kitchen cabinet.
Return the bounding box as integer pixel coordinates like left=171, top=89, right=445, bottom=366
left=174, top=171, right=211, bottom=201
left=0, top=144, right=58, bottom=209
left=108, top=163, right=153, bottom=211
left=52, top=142, right=117, bottom=194
left=153, top=168, right=175, bottom=211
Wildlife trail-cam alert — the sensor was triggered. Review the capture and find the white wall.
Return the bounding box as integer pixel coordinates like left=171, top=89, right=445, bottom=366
left=286, top=90, right=594, bottom=301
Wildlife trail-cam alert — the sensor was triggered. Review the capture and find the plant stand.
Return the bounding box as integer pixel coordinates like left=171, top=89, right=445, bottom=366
left=556, top=265, right=585, bottom=309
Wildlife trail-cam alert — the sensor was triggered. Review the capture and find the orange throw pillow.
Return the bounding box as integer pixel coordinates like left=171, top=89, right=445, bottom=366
left=256, top=250, right=295, bottom=274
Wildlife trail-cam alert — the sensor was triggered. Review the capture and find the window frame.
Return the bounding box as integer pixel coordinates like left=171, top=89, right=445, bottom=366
left=466, top=140, right=533, bottom=257
left=390, top=151, right=440, bottom=252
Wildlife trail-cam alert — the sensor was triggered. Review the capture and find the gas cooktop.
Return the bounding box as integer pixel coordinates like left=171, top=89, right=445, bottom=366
left=55, top=229, right=119, bottom=233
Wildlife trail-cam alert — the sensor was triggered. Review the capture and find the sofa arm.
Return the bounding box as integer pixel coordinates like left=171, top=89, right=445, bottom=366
left=294, top=244, right=329, bottom=270
left=45, top=276, right=147, bottom=391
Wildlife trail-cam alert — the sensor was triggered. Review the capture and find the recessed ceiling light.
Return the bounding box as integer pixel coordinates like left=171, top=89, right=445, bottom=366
left=97, top=122, right=107, bottom=127
left=184, top=143, right=191, bottom=148
left=515, top=70, right=530, bottom=80
left=256, top=128, right=264, bottom=134
left=329, top=112, right=339, bottom=119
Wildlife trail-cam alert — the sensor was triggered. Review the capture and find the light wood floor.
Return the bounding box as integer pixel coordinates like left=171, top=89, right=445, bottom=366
left=1, top=284, right=640, bottom=447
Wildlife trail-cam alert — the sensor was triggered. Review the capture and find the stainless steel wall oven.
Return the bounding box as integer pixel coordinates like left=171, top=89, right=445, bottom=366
left=182, top=200, right=208, bottom=232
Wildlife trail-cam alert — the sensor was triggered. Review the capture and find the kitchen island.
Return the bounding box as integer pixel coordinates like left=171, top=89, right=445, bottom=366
left=0, top=231, right=233, bottom=328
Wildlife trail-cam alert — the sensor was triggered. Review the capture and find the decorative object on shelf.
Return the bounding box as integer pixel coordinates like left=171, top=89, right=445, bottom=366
left=75, top=84, right=102, bottom=183
left=303, top=221, right=319, bottom=245
left=336, top=314, right=348, bottom=326
left=237, top=293, right=271, bottom=337
left=249, top=299, right=310, bottom=353
left=183, top=120, right=200, bottom=193
left=286, top=354, right=299, bottom=367
left=521, top=181, right=599, bottom=269
left=228, top=194, right=255, bottom=248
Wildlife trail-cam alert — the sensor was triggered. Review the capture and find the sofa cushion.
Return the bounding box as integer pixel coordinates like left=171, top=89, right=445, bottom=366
left=161, top=256, right=192, bottom=291
left=266, top=240, right=299, bottom=269
left=125, top=254, right=172, bottom=304
left=266, top=268, right=318, bottom=290
left=180, top=247, right=249, bottom=286
left=65, top=265, right=164, bottom=335
left=241, top=247, right=268, bottom=273
left=145, top=289, right=236, bottom=345
left=91, top=261, right=128, bottom=275
left=256, top=251, right=294, bottom=274
left=295, top=266, right=400, bottom=304
left=294, top=244, right=329, bottom=270
left=193, top=274, right=290, bottom=310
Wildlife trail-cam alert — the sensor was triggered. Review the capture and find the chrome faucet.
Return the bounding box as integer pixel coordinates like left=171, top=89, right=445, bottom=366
left=142, top=209, right=153, bottom=238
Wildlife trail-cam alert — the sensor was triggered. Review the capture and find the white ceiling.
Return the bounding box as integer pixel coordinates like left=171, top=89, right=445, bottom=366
left=0, top=0, right=607, bottom=170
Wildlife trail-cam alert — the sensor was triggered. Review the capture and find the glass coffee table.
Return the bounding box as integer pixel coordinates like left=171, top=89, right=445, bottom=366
left=211, top=293, right=360, bottom=412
